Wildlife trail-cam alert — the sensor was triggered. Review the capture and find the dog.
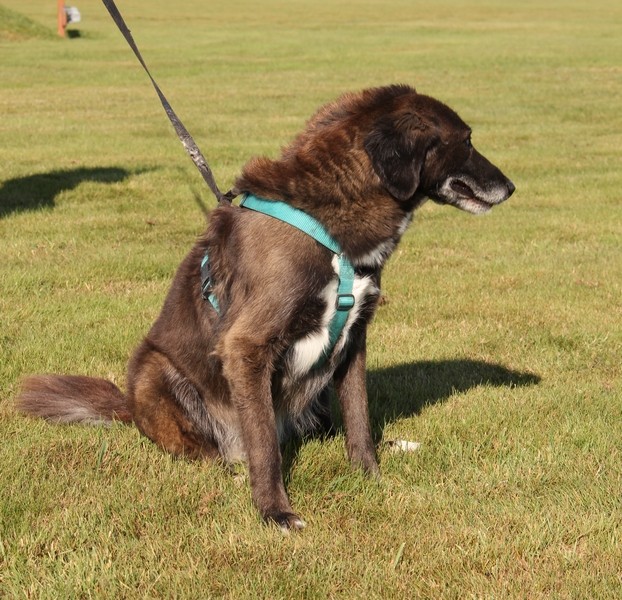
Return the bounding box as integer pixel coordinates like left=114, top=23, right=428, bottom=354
left=17, top=84, right=515, bottom=529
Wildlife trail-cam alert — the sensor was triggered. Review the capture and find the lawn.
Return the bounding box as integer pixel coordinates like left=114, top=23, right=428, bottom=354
left=1, top=0, right=621, bottom=597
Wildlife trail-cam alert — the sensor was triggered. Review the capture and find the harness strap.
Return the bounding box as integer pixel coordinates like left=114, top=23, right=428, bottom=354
left=201, top=194, right=356, bottom=369
left=240, top=195, right=341, bottom=253
left=101, top=0, right=232, bottom=206
left=322, top=254, right=355, bottom=368
left=200, top=254, right=220, bottom=312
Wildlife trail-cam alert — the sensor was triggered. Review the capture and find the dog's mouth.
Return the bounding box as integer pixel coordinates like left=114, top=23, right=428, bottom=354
left=448, top=179, right=494, bottom=214
left=434, top=176, right=513, bottom=215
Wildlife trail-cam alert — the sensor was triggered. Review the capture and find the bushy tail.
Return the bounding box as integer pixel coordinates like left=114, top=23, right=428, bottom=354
left=17, top=375, right=132, bottom=425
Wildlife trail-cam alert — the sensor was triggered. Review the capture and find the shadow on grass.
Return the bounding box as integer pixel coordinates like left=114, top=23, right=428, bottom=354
left=283, top=359, right=540, bottom=478
left=0, top=167, right=140, bottom=218
left=366, top=359, right=541, bottom=438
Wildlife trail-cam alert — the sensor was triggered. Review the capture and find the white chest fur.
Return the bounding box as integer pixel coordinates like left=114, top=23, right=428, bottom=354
left=287, top=255, right=377, bottom=378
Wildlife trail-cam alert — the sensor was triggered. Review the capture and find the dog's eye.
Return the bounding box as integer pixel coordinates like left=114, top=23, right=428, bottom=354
left=465, top=137, right=472, bottom=148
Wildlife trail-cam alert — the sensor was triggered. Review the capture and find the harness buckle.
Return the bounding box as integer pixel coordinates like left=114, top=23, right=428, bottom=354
left=336, top=294, right=355, bottom=311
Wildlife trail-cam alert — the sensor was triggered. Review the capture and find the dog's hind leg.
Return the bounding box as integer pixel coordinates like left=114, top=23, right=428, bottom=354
left=128, top=348, right=219, bottom=461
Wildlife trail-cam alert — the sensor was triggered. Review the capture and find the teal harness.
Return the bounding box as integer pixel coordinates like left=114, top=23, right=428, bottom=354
left=201, top=194, right=356, bottom=369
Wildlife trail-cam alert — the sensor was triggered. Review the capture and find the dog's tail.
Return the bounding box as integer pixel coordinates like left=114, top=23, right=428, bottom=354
left=16, top=375, right=133, bottom=424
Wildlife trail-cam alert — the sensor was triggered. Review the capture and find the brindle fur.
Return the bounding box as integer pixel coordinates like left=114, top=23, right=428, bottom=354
left=17, top=85, right=515, bottom=529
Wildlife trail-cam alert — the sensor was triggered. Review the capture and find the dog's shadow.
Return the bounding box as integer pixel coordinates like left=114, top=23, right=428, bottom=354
left=365, top=359, right=540, bottom=437
left=0, top=167, right=145, bottom=218
left=283, top=359, right=540, bottom=476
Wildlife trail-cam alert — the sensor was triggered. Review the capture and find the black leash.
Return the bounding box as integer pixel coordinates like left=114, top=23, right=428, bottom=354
left=101, top=0, right=233, bottom=205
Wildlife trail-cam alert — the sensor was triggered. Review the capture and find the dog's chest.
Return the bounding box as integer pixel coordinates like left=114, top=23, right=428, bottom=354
left=286, top=256, right=377, bottom=379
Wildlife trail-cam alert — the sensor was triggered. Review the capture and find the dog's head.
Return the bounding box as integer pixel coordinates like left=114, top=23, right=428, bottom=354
left=364, top=88, right=515, bottom=214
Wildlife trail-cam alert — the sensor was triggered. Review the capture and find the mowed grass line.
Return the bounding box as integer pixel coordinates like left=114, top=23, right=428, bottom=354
left=1, top=0, right=621, bottom=597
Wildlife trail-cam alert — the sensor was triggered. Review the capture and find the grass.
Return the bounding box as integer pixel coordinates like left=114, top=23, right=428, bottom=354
left=1, top=0, right=621, bottom=597
left=0, top=5, right=56, bottom=41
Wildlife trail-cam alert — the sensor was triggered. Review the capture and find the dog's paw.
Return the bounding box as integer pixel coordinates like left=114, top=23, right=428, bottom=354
left=350, top=450, right=380, bottom=477
left=265, top=511, right=307, bottom=532
left=384, top=439, right=422, bottom=453
left=362, top=459, right=381, bottom=478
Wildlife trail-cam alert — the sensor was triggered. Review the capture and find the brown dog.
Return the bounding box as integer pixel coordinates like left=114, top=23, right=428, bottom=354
left=17, top=85, right=515, bottom=529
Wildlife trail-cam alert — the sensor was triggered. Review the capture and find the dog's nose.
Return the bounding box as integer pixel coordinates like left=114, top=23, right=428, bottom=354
left=506, top=179, right=516, bottom=197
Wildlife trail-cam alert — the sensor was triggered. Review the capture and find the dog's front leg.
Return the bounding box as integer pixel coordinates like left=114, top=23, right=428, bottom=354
left=334, top=328, right=379, bottom=476
left=221, top=333, right=305, bottom=530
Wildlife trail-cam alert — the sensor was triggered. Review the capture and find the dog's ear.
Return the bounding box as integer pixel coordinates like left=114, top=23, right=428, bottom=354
left=364, top=115, right=431, bottom=202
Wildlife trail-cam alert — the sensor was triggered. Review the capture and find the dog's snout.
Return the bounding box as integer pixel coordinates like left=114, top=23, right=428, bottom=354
left=506, top=179, right=516, bottom=198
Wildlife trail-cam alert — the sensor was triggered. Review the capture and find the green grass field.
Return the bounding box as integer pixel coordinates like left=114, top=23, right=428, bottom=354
left=1, top=0, right=621, bottom=597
